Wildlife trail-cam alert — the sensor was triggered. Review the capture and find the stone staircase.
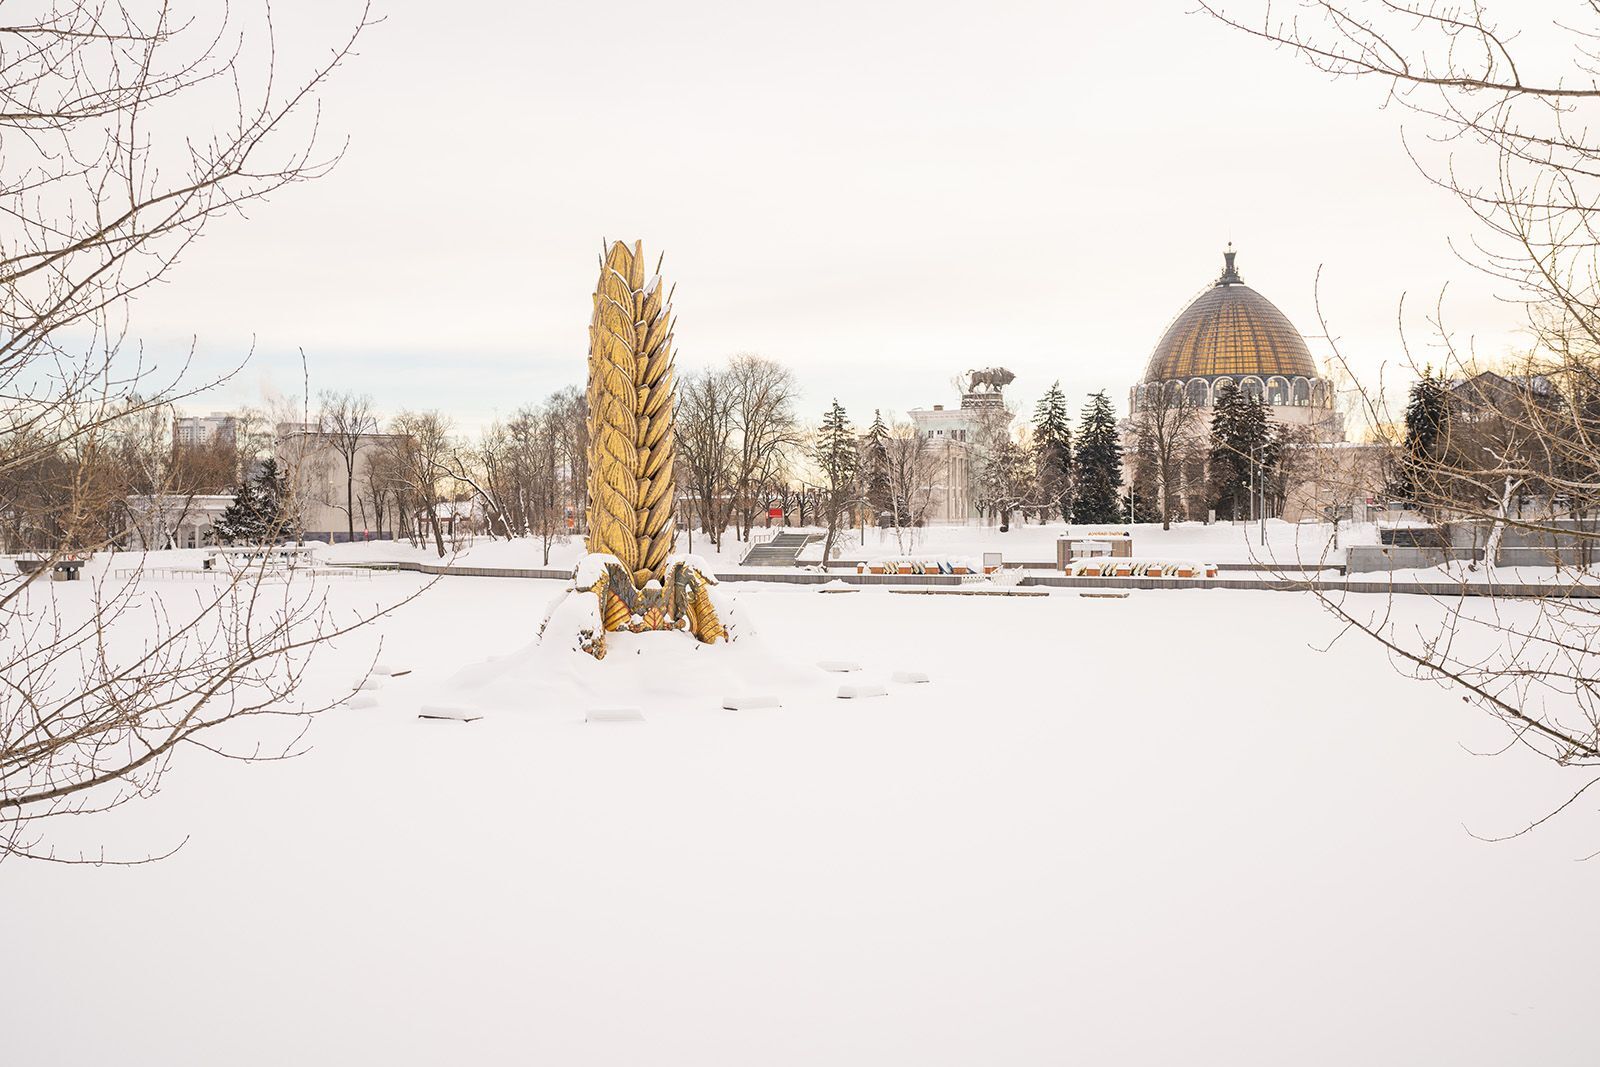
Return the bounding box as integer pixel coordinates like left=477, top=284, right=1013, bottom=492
left=739, top=531, right=814, bottom=567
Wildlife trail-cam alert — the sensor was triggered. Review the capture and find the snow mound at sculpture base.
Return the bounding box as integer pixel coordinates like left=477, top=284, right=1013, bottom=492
left=424, top=585, right=827, bottom=718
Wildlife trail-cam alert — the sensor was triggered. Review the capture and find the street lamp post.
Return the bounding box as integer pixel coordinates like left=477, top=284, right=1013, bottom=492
left=1255, top=440, right=1267, bottom=546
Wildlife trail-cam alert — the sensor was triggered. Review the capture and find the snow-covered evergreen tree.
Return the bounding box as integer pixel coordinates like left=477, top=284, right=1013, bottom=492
left=1032, top=381, right=1073, bottom=521
left=1121, top=486, right=1160, bottom=524
left=213, top=480, right=261, bottom=545
left=862, top=409, right=892, bottom=526
left=214, top=458, right=290, bottom=545
left=257, top=458, right=289, bottom=537
left=1208, top=382, right=1272, bottom=520
left=1072, top=391, right=1122, bottom=524
left=814, top=400, right=859, bottom=567
left=1392, top=367, right=1449, bottom=505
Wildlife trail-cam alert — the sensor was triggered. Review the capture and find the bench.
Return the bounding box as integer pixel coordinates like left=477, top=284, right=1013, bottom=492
left=14, top=558, right=83, bottom=579
left=204, top=545, right=319, bottom=571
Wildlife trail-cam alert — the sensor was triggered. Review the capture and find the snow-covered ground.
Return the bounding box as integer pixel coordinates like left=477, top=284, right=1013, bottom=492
left=809, top=518, right=1370, bottom=568
left=322, top=521, right=1600, bottom=586
left=4, top=562, right=1598, bottom=1065
left=320, top=527, right=753, bottom=572
left=316, top=519, right=1372, bottom=573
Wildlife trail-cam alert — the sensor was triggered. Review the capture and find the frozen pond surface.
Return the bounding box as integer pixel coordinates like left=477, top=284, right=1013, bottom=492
left=4, top=571, right=1595, bottom=1066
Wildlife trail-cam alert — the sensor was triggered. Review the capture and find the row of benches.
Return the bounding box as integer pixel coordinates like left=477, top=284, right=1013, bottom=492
left=14, top=544, right=320, bottom=581
left=1066, top=560, right=1220, bottom=579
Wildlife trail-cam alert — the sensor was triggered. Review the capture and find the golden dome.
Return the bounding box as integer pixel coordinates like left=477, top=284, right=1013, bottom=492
left=1143, top=249, right=1317, bottom=382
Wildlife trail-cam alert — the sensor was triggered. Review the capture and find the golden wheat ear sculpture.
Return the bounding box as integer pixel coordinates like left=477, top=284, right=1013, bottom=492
left=586, top=239, right=678, bottom=586
left=576, top=240, right=723, bottom=658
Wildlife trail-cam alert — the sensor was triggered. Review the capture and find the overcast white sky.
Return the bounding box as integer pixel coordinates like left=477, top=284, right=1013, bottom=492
left=136, top=0, right=1532, bottom=433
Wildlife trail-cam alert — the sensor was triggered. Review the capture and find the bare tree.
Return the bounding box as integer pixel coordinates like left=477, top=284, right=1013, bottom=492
left=364, top=442, right=406, bottom=543
left=316, top=391, right=377, bottom=542
left=524, top=403, right=568, bottom=564
left=965, top=400, right=1018, bottom=527
left=775, top=482, right=819, bottom=526
left=0, top=2, right=390, bottom=860
left=882, top=419, right=938, bottom=554
left=727, top=354, right=801, bottom=541
left=548, top=386, right=588, bottom=536
left=1207, top=0, right=1600, bottom=818
left=459, top=398, right=572, bottom=564
left=673, top=356, right=800, bottom=549
left=676, top=366, right=737, bottom=550
left=232, top=406, right=276, bottom=483
left=387, top=410, right=453, bottom=558
left=459, top=421, right=516, bottom=540
left=1130, top=382, right=1206, bottom=530
left=974, top=427, right=1036, bottom=532
left=0, top=423, right=123, bottom=554
left=112, top=399, right=234, bottom=548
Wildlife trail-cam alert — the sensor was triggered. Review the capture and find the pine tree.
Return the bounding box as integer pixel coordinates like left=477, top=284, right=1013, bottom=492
left=256, top=458, right=289, bottom=539
left=814, top=400, right=859, bottom=567
left=1072, top=390, right=1123, bottom=524
left=1124, top=422, right=1161, bottom=524
left=214, top=458, right=290, bottom=545
left=1208, top=381, right=1271, bottom=520
left=1392, top=367, right=1449, bottom=505
left=213, top=477, right=263, bottom=545
left=1032, top=381, right=1073, bottom=522
left=862, top=409, right=892, bottom=526
left=1121, top=486, right=1160, bottom=524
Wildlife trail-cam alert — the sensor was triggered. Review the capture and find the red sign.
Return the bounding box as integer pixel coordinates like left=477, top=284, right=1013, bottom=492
left=768, top=507, right=783, bottom=519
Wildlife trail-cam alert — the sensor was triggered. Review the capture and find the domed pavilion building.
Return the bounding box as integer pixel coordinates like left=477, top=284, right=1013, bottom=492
left=1129, top=247, right=1340, bottom=438
left=1123, top=248, right=1379, bottom=524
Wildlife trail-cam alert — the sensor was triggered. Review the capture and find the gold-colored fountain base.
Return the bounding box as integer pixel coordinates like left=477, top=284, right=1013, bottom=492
left=579, top=559, right=726, bottom=661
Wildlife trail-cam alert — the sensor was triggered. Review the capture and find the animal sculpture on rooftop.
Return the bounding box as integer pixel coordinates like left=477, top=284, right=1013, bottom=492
left=966, top=367, right=1016, bottom=393
left=572, top=240, right=727, bottom=660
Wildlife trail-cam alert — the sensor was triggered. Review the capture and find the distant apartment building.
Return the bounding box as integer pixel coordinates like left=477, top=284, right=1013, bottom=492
left=174, top=412, right=238, bottom=447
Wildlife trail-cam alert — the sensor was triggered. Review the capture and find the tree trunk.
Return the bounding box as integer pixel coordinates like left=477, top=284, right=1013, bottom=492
left=1479, top=476, right=1520, bottom=571
left=428, top=505, right=447, bottom=558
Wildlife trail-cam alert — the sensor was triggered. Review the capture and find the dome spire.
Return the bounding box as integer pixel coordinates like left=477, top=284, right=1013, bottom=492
left=1218, top=243, right=1242, bottom=286
left=1216, top=243, right=1241, bottom=286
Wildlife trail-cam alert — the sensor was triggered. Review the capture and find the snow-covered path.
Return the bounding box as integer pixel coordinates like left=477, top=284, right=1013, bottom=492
left=3, top=577, right=1594, bottom=1065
